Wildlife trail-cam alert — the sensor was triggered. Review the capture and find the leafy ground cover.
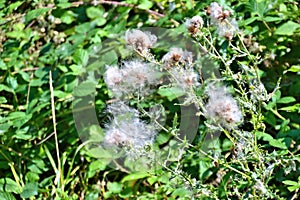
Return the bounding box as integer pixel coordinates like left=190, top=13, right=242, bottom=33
left=0, top=0, right=300, bottom=199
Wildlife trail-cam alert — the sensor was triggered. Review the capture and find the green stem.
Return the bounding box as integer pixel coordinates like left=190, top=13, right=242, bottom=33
left=49, top=71, right=63, bottom=191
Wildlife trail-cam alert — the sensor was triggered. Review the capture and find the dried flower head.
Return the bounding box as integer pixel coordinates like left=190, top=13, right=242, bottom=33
left=185, top=16, right=204, bottom=35
left=243, top=36, right=265, bottom=53
left=170, top=67, right=200, bottom=90
left=103, top=102, right=157, bottom=149
left=104, top=60, right=159, bottom=97
left=204, top=85, right=242, bottom=128
left=162, top=48, right=193, bottom=68
left=209, top=2, right=231, bottom=24
left=216, top=19, right=238, bottom=40
left=207, top=2, right=237, bottom=40
left=125, top=29, right=157, bottom=53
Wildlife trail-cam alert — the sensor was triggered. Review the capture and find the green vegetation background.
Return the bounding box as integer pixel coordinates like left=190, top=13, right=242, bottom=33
left=0, top=0, right=299, bottom=199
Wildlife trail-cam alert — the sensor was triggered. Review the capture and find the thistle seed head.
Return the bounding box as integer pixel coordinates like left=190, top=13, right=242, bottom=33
left=125, top=29, right=157, bottom=53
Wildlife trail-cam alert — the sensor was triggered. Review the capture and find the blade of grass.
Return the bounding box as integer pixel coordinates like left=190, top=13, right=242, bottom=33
left=49, top=70, right=63, bottom=190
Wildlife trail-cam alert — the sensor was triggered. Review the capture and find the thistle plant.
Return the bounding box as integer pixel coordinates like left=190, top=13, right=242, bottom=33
left=84, top=1, right=297, bottom=199
left=1, top=0, right=299, bottom=199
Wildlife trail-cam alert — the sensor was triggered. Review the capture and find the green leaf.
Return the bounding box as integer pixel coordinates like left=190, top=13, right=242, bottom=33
left=0, top=178, right=21, bottom=194
left=172, top=188, right=191, bottom=197
left=61, top=10, right=77, bottom=24
left=30, top=79, right=46, bottom=87
left=283, top=180, right=300, bottom=191
left=277, top=97, right=296, bottom=104
left=256, top=131, right=273, bottom=142
left=87, top=147, right=116, bottom=159
left=19, top=71, right=30, bottom=82
left=73, top=81, right=96, bottom=96
left=0, top=123, right=10, bottom=135
left=121, top=172, right=149, bottom=183
left=73, top=49, right=89, bottom=66
left=25, top=172, right=40, bottom=183
left=287, top=185, right=300, bottom=192
left=283, top=180, right=299, bottom=186
left=286, top=65, right=300, bottom=73
left=87, top=159, right=109, bottom=178
left=137, top=0, right=153, bottom=10
left=20, top=183, right=38, bottom=198
left=222, top=139, right=234, bottom=151
left=89, top=160, right=107, bottom=172
left=57, top=2, right=72, bottom=8
left=54, top=90, right=69, bottom=99
left=86, top=7, right=105, bottom=19
left=247, top=0, right=269, bottom=18
left=279, top=103, right=300, bottom=113
left=6, top=76, right=18, bottom=90
left=240, top=16, right=259, bottom=25
left=0, top=84, right=14, bottom=93
left=14, top=128, right=32, bottom=140
left=75, top=22, right=93, bottom=34
left=7, top=112, right=32, bottom=128
left=155, top=132, right=171, bottom=145
left=147, top=176, right=158, bottom=185
left=264, top=16, right=283, bottom=22
left=0, top=59, right=7, bottom=70
left=89, top=125, right=104, bottom=142
left=0, top=97, right=7, bottom=104
left=94, top=18, right=106, bottom=26
left=158, top=87, right=185, bottom=101
left=25, top=8, right=51, bottom=23
left=107, top=182, right=123, bottom=193
left=69, top=64, right=83, bottom=75
left=7, top=112, right=25, bottom=120
left=279, top=3, right=287, bottom=12
left=275, top=21, right=300, bottom=36
left=7, top=1, right=23, bottom=13
left=100, top=50, right=118, bottom=66
left=269, top=138, right=287, bottom=149
left=0, top=192, right=16, bottom=200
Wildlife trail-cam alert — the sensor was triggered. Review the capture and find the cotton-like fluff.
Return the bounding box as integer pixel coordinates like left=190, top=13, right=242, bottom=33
left=209, top=2, right=224, bottom=23
left=169, top=67, right=200, bottom=90
left=125, top=29, right=157, bottom=53
left=162, top=48, right=193, bottom=68
left=216, top=19, right=238, bottom=40
left=104, top=66, right=123, bottom=88
left=208, top=2, right=231, bottom=25
left=204, top=85, right=242, bottom=128
left=207, top=2, right=237, bottom=40
left=104, top=60, right=158, bottom=97
left=103, top=102, right=157, bottom=149
left=185, top=15, right=204, bottom=35
left=121, top=60, right=158, bottom=89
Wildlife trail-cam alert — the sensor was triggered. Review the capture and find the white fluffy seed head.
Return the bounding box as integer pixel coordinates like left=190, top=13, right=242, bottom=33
left=162, top=48, right=193, bottom=68
left=216, top=19, right=238, bottom=40
left=125, top=29, right=157, bottom=53
left=106, top=101, right=139, bottom=118
left=204, top=85, right=242, bottom=128
left=104, top=60, right=159, bottom=97
left=122, top=60, right=158, bottom=87
left=170, top=67, right=200, bottom=90
left=103, top=102, right=157, bottom=149
left=104, top=66, right=122, bottom=86
left=209, top=2, right=224, bottom=24
left=185, top=16, right=204, bottom=34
